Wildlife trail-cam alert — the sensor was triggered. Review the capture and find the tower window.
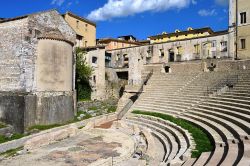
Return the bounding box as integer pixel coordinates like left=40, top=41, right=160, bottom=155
left=76, top=20, right=80, bottom=29
left=240, top=39, right=246, bottom=49
left=240, top=12, right=247, bottom=24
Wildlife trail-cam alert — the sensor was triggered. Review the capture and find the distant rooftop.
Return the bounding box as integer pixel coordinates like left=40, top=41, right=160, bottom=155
left=0, top=9, right=57, bottom=23
left=97, top=38, right=142, bottom=45
left=149, top=27, right=215, bottom=39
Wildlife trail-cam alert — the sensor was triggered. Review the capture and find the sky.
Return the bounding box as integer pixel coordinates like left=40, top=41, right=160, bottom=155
left=0, top=0, right=229, bottom=40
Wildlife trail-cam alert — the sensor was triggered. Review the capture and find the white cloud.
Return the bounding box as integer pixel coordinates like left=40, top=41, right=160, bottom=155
left=215, top=0, right=228, bottom=6
left=51, top=0, right=66, bottom=6
left=198, top=9, right=217, bottom=17
left=87, top=0, right=194, bottom=21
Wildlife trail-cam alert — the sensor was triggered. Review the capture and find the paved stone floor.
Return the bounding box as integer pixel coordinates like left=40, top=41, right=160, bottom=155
left=0, top=129, right=133, bottom=166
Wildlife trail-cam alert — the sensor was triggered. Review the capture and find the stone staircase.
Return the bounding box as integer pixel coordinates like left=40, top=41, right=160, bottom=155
left=124, top=70, right=250, bottom=165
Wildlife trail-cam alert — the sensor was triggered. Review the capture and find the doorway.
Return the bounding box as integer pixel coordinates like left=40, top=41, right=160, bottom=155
left=169, top=50, right=175, bottom=62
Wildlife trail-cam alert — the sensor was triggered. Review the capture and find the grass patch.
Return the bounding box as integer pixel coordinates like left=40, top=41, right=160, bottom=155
left=132, top=110, right=213, bottom=158
left=88, top=106, right=98, bottom=111
left=0, top=134, right=26, bottom=144
left=0, top=146, right=23, bottom=157
left=28, top=124, right=62, bottom=131
left=107, top=105, right=117, bottom=113
left=0, top=123, right=6, bottom=129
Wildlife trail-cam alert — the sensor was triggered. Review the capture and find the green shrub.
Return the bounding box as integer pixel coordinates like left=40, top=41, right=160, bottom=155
left=75, top=48, right=93, bottom=101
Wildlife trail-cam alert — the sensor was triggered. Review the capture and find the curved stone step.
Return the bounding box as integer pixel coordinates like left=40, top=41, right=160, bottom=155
left=129, top=116, right=190, bottom=161
left=178, top=115, right=225, bottom=147
left=182, top=113, right=237, bottom=143
left=220, top=143, right=239, bottom=166
left=206, top=145, right=225, bottom=166
left=126, top=118, right=179, bottom=162
left=193, top=152, right=211, bottom=166
left=133, top=105, right=184, bottom=115
left=194, top=106, right=250, bottom=137
left=125, top=121, right=170, bottom=162
left=206, top=99, right=250, bottom=110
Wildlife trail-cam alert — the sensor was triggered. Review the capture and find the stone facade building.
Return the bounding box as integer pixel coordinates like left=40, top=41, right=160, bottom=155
left=0, top=10, right=76, bottom=132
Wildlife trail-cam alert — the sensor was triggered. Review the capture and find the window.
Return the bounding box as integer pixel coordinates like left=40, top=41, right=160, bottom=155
left=116, top=54, right=120, bottom=61
left=241, top=39, right=246, bottom=49
left=76, top=35, right=83, bottom=47
left=93, top=75, right=96, bottom=84
left=85, top=24, right=88, bottom=32
left=159, top=49, right=164, bottom=57
left=194, top=44, right=200, bottom=54
left=240, top=12, right=247, bottom=24
left=177, top=46, right=183, bottom=55
left=220, top=41, right=227, bottom=52
left=76, top=20, right=79, bottom=29
left=85, top=41, right=88, bottom=47
left=92, top=57, right=98, bottom=64
left=211, top=41, right=216, bottom=47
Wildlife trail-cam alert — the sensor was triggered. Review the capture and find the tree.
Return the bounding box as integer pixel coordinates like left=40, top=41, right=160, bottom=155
left=75, top=48, right=93, bottom=101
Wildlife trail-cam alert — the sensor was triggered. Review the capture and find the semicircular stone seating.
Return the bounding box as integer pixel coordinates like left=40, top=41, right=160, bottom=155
left=127, top=70, right=250, bottom=166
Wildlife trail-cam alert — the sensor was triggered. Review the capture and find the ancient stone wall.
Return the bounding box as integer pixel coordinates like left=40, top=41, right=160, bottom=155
left=0, top=93, right=26, bottom=133
left=0, top=18, right=29, bottom=92
left=0, top=10, right=76, bottom=132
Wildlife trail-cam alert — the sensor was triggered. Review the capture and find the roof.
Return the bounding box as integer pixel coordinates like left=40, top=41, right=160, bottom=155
left=118, top=35, right=137, bottom=40
left=149, top=27, right=214, bottom=40
left=37, top=29, right=75, bottom=45
left=0, top=9, right=57, bottom=24
left=62, top=12, right=96, bottom=27
left=0, top=15, right=28, bottom=23
left=80, top=45, right=106, bottom=51
left=109, top=30, right=229, bottom=51
left=97, top=38, right=142, bottom=45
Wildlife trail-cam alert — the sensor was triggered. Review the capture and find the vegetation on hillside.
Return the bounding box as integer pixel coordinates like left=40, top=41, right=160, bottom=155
left=75, top=48, right=93, bottom=101
left=132, top=110, right=214, bottom=158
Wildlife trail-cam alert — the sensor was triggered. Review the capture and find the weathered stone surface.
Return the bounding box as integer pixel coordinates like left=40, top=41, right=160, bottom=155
left=24, top=126, right=78, bottom=151
left=0, top=10, right=76, bottom=132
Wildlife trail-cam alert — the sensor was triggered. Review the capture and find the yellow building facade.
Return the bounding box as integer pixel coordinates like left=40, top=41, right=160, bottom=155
left=63, top=12, right=96, bottom=47
left=149, top=27, right=213, bottom=44
left=97, top=38, right=142, bottom=51
left=229, top=0, right=250, bottom=59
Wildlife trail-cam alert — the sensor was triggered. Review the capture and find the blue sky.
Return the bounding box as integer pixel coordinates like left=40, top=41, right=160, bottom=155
left=0, top=0, right=229, bottom=40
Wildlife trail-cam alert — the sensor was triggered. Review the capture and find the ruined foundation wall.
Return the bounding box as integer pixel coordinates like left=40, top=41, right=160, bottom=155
left=0, top=92, right=74, bottom=133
